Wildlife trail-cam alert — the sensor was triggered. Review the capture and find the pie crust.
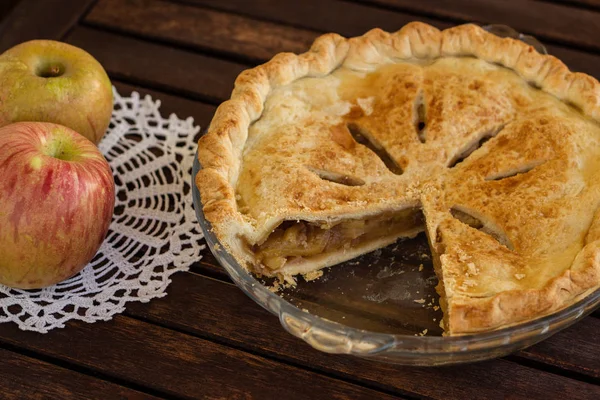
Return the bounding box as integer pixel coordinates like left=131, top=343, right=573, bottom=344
left=195, top=23, right=600, bottom=335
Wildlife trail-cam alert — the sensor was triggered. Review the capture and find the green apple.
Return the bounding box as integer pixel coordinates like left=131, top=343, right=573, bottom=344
left=0, top=40, right=113, bottom=144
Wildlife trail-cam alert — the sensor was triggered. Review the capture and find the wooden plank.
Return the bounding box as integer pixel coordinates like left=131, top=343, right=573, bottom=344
left=543, top=45, right=600, bottom=79
left=0, top=348, right=158, bottom=400
left=0, top=0, right=19, bottom=22
left=113, top=81, right=216, bottom=130
left=518, top=316, right=600, bottom=379
left=86, top=0, right=600, bottom=81
left=538, top=0, right=600, bottom=10
left=171, top=0, right=450, bottom=36
left=191, top=246, right=231, bottom=280
left=188, top=0, right=600, bottom=80
left=124, top=272, right=600, bottom=399
left=0, top=0, right=95, bottom=52
left=0, top=316, right=402, bottom=400
left=352, top=0, right=600, bottom=52
left=86, top=0, right=316, bottom=64
left=65, top=26, right=247, bottom=104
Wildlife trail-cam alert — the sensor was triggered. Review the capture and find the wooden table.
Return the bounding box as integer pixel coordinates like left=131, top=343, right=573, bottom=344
left=0, top=1, right=599, bottom=398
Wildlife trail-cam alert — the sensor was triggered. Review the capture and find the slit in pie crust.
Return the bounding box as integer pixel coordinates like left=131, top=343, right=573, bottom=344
left=196, top=23, right=600, bottom=335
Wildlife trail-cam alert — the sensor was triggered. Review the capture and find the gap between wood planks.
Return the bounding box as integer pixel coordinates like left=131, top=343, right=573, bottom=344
left=66, top=26, right=249, bottom=105
left=506, top=354, right=600, bottom=386
left=0, top=266, right=596, bottom=399
left=81, top=0, right=600, bottom=82
left=0, top=0, right=97, bottom=52
left=515, top=0, right=600, bottom=12
left=80, top=18, right=268, bottom=68
left=160, top=0, right=600, bottom=56
left=122, top=311, right=417, bottom=400
left=339, top=0, right=600, bottom=54
left=0, top=347, right=164, bottom=399
left=0, top=341, right=174, bottom=399
left=133, top=269, right=600, bottom=379
left=0, top=316, right=406, bottom=400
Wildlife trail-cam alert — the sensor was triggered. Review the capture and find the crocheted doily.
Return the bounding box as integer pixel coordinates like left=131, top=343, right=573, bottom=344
left=0, top=88, right=205, bottom=333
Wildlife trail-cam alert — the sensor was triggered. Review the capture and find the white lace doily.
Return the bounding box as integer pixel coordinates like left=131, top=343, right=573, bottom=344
left=0, top=88, right=206, bottom=333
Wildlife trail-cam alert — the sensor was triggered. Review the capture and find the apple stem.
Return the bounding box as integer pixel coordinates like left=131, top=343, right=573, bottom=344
left=48, top=66, right=60, bottom=75
left=36, top=63, right=65, bottom=78
left=45, top=137, right=76, bottom=161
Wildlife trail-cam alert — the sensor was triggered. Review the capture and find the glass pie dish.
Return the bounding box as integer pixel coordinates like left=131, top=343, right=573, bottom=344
left=191, top=26, right=600, bottom=366
left=192, top=155, right=600, bottom=366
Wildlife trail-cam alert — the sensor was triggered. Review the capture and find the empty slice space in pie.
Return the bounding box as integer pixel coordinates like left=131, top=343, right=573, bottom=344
left=196, top=22, right=600, bottom=335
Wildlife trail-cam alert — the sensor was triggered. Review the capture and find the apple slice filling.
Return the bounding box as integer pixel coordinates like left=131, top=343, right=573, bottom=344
left=254, top=208, right=424, bottom=271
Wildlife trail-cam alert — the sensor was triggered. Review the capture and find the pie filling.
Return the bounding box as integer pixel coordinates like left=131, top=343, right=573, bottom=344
left=253, top=208, right=424, bottom=271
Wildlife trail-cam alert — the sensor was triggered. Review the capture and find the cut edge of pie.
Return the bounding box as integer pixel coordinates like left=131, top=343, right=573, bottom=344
left=196, top=22, right=600, bottom=335
left=253, top=206, right=425, bottom=276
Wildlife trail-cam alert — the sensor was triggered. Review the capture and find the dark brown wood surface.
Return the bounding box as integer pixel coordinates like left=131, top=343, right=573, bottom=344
left=557, top=0, right=600, bottom=9
left=0, top=348, right=158, bottom=400
left=0, top=0, right=599, bottom=398
left=354, top=0, right=600, bottom=50
left=0, top=0, right=95, bottom=52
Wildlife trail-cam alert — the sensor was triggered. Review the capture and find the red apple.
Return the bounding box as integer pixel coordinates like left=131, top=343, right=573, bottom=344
left=0, top=122, right=115, bottom=289
left=0, top=40, right=113, bottom=144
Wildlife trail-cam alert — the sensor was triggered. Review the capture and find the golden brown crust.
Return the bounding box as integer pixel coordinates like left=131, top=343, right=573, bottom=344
left=196, top=22, right=600, bottom=334
left=446, top=240, right=600, bottom=332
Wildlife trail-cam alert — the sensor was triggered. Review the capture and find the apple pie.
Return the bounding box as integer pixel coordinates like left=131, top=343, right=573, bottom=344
left=195, top=23, right=600, bottom=335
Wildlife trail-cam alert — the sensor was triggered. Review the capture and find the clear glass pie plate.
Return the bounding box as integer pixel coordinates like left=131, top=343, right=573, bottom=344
left=191, top=26, right=600, bottom=365
left=192, top=155, right=600, bottom=366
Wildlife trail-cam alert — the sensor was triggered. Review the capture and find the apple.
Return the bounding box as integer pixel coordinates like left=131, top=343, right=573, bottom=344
left=0, top=40, right=113, bottom=144
left=0, top=122, right=115, bottom=289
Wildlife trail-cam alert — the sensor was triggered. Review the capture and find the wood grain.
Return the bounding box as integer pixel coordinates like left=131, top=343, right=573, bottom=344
left=543, top=45, right=600, bottom=79
left=525, top=0, right=600, bottom=10
left=65, top=26, right=247, bottom=104
left=352, top=0, right=600, bottom=51
left=90, top=0, right=600, bottom=81
left=86, top=0, right=316, bottom=64
left=124, top=272, right=600, bottom=399
left=0, top=316, right=402, bottom=400
left=113, top=81, right=216, bottom=129
left=174, top=0, right=449, bottom=36
left=191, top=246, right=231, bottom=280
left=0, top=0, right=94, bottom=52
left=0, top=0, right=19, bottom=22
left=0, top=348, right=157, bottom=400
left=518, top=317, right=600, bottom=379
